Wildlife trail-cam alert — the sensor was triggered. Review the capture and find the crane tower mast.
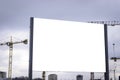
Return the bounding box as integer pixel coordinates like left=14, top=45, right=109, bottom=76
left=8, top=37, right=13, bottom=80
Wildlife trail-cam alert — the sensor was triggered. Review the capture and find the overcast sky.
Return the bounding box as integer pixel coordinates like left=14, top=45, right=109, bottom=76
left=0, top=0, right=120, bottom=79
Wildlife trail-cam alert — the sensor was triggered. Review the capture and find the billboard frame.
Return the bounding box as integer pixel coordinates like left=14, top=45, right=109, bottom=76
left=28, top=17, right=109, bottom=80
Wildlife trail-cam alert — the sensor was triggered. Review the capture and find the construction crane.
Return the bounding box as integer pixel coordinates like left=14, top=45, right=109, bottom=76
left=88, top=21, right=120, bottom=26
left=111, top=57, right=120, bottom=62
left=0, top=36, right=27, bottom=80
left=110, top=43, right=120, bottom=80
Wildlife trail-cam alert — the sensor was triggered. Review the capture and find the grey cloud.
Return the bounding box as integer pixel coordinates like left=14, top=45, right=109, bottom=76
left=0, top=0, right=120, bottom=78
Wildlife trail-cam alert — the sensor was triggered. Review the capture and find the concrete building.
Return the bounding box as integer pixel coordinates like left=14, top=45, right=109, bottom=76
left=0, top=71, right=6, bottom=78
left=48, top=74, right=57, bottom=80
left=76, top=75, right=83, bottom=80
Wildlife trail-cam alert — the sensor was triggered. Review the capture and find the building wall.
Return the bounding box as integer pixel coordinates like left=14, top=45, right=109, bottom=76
left=0, top=71, right=6, bottom=78
left=48, top=74, right=57, bottom=80
left=76, top=75, right=83, bottom=80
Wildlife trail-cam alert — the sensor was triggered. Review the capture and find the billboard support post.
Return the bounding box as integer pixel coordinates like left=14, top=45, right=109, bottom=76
left=29, top=17, right=34, bottom=80
left=104, top=24, right=109, bottom=80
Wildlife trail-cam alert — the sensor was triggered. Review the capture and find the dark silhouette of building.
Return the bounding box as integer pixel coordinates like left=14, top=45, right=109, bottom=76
left=12, top=76, right=42, bottom=80
left=48, top=74, right=57, bottom=80
left=12, top=76, right=29, bottom=80
left=0, top=71, right=6, bottom=78
left=76, top=75, right=83, bottom=80
left=33, top=78, right=42, bottom=80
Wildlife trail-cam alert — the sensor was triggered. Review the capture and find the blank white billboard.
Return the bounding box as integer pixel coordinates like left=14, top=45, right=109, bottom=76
left=33, top=18, right=106, bottom=72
